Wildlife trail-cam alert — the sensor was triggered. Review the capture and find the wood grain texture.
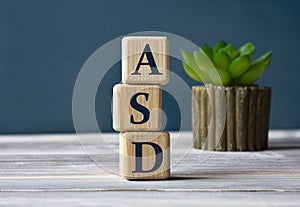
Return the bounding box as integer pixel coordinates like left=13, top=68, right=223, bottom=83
left=236, top=87, right=249, bottom=151
left=0, top=131, right=299, bottom=206
left=1, top=192, right=300, bottom=207
left=192, top=86, right=200, bottom=148
left=226, top=87, right=236, bottom=151
left=192, top=86, right=203, bottom=149
left=248, top=87, right=258, bottom=151
left=255, top=89, right=264, bottom=150
left=206, top=86, right=215, bottom=150
left=256, top=87, right=272, bottom=150
left=200, top=87, right=209, bottom=150
left=119, top=132, right=170, bottom=180
left=113, top=84, right=162, bottom=132
left=192, top=86, right=271, bottom=151
left=214, top=86, right=227, bottom=151
left=122, top=36, right=169, bottom=85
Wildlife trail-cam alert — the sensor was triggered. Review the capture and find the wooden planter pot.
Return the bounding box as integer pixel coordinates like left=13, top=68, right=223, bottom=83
left=192, top=85, right=271, bottom=151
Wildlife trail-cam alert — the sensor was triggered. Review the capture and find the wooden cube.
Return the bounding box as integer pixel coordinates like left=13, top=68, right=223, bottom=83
left=119, top=132, right=170, bottom=180
left=113, top=84, right=162, bottom=132
left=122, top=36, right=169, bottom=85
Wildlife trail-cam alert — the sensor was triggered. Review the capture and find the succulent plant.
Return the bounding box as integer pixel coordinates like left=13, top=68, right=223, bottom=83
left=181, top=41, right=272, bottom=86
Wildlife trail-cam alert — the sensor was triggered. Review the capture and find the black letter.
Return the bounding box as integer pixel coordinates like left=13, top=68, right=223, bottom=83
left=130, top=93, right=150, bottom=124
left=132, top=142, right=163, bottom=173
left=131, top=44, right=162, bottom=75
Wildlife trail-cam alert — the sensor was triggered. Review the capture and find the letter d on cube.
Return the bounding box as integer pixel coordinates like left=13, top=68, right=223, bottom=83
left=119, top=132, right=170, bottom=180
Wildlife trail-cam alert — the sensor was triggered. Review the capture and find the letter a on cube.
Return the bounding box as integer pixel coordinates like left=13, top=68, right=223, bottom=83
left=122, top=36, right=169, bottom=84
left=119, top=132, right=170, bottom=180
left=113, top=84, right=162, bottom=132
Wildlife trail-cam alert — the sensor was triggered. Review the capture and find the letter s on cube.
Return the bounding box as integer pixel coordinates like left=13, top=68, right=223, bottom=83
left=113, top=84, right=162, bottom=132
left=122, top=36, right=169, bottom=85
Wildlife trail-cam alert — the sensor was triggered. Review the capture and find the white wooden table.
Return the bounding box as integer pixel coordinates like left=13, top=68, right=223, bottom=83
left=0, top=130, right=299, bottom=206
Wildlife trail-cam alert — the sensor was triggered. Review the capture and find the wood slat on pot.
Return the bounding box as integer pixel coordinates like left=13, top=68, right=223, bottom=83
left=200, top=87, right=209, bottom=150
left=236, top=87, right=249, bottom=151
left=206, top=85, right=215, bottom=150
left=248, top=87, right=258, bottom=151
left=226, top=87, right=236, bottom=151
left=255, top=88, right=264, bottom=150
left=214, top=86, right=227, bottom=151
left=192, top=86, right=201, bottom=149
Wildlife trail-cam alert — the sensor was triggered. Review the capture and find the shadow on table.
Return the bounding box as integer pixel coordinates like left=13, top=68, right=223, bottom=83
left=168, top=176, right=203, bottom=180
left=168, top=172, right=246, bottom=180
left=268, top=145, right=300, bottom=150
left=268, top=136, right=300, bottom=151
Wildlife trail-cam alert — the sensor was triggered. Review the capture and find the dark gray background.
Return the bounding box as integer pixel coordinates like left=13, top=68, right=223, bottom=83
left=0, top=0, right=299, bottom=133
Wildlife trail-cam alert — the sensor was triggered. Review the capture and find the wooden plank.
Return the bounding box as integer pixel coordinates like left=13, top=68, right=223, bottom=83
left=206, top=85, right=215, bottom=150
left=226, top=87, right=236, bottom=151
left=236, top=87, right=249, bottom=151
left=0, top=176, right=299, bottom=192
left=192, top=86, right=201, bottom=148
left=200, top=87, right=208, bottom=150
left=192, top=86, right=210, bottom=150
left=214, top=86, right=227, bottom=151
left=0, top=131, right=299, bottom=197
left=0, top=192, right=299, bottom=207
left=255, top=93, right=262, bottom=150
left=248, top=87, right=258, bottom=151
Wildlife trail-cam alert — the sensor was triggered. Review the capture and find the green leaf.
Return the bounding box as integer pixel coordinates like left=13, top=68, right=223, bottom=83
left=232, top=63, right=267, bottom=85
left=213, top=40, right=227, bottom=54
left=182, top=62, right=203, bottom=82
left=233, top=51, right=273, bottom=85
left=239, top=42, right=255, bottom=58
left=252, top=50, right=272, bottom=66
left=181, top=50, right=198, bottom=69
left=228, top=55, right=251, bottom=79
left=213, top=51, right=230, bottom=70
left=200, top=44, right=214, bottom=61
left=220, top=44, right=239, bottom=60
left=181, top=50, right=194, bottom=64
left=194, top=50, right=215, bottom=73
left=208, top=68, right=231, bottom=86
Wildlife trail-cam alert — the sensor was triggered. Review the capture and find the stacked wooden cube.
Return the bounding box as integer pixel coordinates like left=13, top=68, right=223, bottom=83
left=113, top=36, right=170, bottom=180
